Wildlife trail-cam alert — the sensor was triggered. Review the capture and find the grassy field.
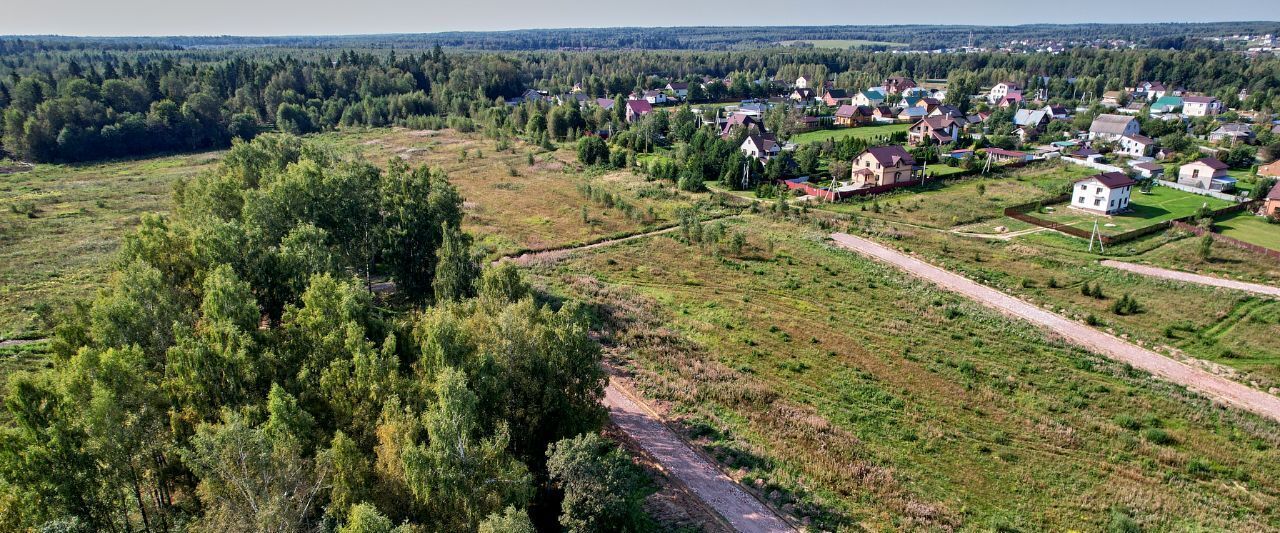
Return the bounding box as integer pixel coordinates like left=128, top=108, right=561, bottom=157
left=789, top=123, right=910, bottom=145
left=1215, top=211, right=1280, bottom=251
left=778, top=39, right=908, bottom=49
left=1033, top=185, right=1233, bottom=236
left=533, top=218, right=1280, bottom=531
left=0, top=152, right=222, bottom=340
left=816, top=162, right=1094, bottom=228
left=0, top=128, right=730, bottom=340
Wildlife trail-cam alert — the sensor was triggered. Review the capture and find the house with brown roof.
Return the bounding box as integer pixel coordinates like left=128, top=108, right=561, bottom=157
left=740, top=133, right=780, bottom=160
left=1071, top=172, right=1136, bottom=215
left=720, top=112, right=767, bottom=138
left=834, top=105, right=874, bottom=126
left=1118, top=134, right=1155, bottom=157
left=1178, top=158, right=1234, bottom=191
left=1264, top=181, right=1280, bottom=217
left=908, top=115, right=961, bottom=145
left=1131, top=161, right=1165, bottom=179
left=881, top=76, right=917, bottom=95
left=625, top=100, right=653, bottom=123
left=665, top=82, right=689, bottom=99
left=790, top=88, right=816, bottom=102
left=821, top=89, right=849, bottom=106
left=849, top=146, right=919, bottom=187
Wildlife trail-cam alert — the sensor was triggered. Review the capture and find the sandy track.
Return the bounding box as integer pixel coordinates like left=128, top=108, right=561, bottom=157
left=830, top=232, right=1280, bottom=423
left=1100, top=260, right=1280, bottom=298
left=605, top=381, right=796, bottom=533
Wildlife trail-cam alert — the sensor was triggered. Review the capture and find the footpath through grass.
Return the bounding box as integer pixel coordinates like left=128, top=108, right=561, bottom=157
left=534, top=217, right=1280, bottom=531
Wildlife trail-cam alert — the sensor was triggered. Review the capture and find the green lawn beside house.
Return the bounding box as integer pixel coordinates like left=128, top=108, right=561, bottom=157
left=1214, top=211, right=1280, bottom=251
left=1035, top=185, right=1233, bottom=236
left=789, top=123, right=910, bottom=145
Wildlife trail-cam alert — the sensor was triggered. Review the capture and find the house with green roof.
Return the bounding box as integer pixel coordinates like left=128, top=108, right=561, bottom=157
left=1151, top=95, right=1183, bottom=114
left=852, top=90, right=885, bottom=107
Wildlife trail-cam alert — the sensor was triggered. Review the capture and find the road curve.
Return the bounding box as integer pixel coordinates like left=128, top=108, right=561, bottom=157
left=605, top=381, right=797, bottom=533
left=830, top=232, right=1280, bottom=423
left=1100, top=260, right=1280, bottom=299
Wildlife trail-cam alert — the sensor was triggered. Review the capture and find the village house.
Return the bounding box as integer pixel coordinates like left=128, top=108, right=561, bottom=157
left=641, top=90, right=668, bottom=105
left=985, top=148, right=1031, bottom=164
left=1209, top=123, right=1255, bottom=144
left=790, top=88, right=816, bottom=102
left=821, top=89, right=849, bottom=106
left=1071, top=172, right=1135, bottom=215
left=932, top=104, right=964, bottom=119
left=795, top=76, right=810, bottom=89
left=1089, top=114, right=1140, bottom=141
left=1100, top=91, right=1124, bottom=107
left=917, top=97, right=942, bottom=114
left=850, top=145, right=919, bottom=187
left=881, top=76, right=917, bottom=95
left=1044, top=104, right=1071, bottom=119
left=1259, top=160, right=1280, bottom=178
left=987, top=81, right=1022, bottom=104
left=625, top=99, right=653, bottom=123
left=1118, top=134, right=1155, bottom=157
left=1264, top=181, right=1280, bottom=217
left=908, top=115, right=961, bottom=145
left=1132, top=81, right=1168, bottom=101
left=595, top=98, right=616, bottom=110
left=665, top=82, right=689, bottom=99
left=1013, top=108, right=1049, bottom=131
left=851, top=90, right=885, bottom=108
left=1182, top=95, right=1222, bottom=117
left=834, top=104, right=874, bottom=126
left=1178, top=157, right=1235, bottom=191
left=1131, top=161, right=1165, bottom=179
left=740, top=133, right=780, bottom=160
left=720, top=112, right=766, bottom=138
left=897, top=106, right=929, bottom=122
left=1118, top=101, right=1145, bottom=115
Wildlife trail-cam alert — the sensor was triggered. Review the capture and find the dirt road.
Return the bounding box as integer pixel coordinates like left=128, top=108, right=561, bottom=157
left=830, top=232, right=1280, bottom=423
left=1100, top=260, right=1280, bottom=299
left=604, top=382, right=796, bottom=533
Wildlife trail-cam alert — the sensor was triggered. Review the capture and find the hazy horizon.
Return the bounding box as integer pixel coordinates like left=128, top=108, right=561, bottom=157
left=4, top=0, right=1279, bottom=37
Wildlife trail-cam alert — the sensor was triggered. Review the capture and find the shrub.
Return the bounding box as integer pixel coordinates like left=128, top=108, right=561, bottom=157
left=1144, top=427, right=1175, bottom=445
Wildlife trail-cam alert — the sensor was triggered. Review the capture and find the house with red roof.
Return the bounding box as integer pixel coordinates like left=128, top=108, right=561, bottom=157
left=1071, top=172, right=1136, bottom=215
left=834, top=105, right=874, bottom=126
left=1264, top=181, right=1280, bottom=217
left=625, top=100, right=653, bottom=123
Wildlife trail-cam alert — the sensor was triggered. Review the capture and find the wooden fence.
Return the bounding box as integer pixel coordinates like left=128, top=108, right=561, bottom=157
left=1170, top=220, right=1280, bottom=261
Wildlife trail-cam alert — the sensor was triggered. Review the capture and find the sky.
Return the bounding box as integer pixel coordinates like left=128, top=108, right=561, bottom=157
left=3, top=0, right=1279, bottom=36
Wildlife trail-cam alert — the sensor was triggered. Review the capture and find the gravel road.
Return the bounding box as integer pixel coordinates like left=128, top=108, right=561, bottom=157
left=830, top=232, right=1280, bottom=423
left=1100, top=260, right=1280, bottom=298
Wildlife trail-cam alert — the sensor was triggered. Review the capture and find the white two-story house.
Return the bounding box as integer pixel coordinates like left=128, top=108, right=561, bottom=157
left=1071, top=172, right=1135, bottom=215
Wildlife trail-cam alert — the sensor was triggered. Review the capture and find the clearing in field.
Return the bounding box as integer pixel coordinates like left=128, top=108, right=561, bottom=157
left=1031, top=185, right=1233, bottom=236
left=789, top=123, right=910, bottom=145
left=532, top=217, right=1280, bottom=531
left=1214, top=211, right=1280, bottom=251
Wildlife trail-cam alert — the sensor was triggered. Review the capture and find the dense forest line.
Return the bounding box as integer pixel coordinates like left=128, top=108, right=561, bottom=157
left=7, top=22, right=1280, bottom=50
left=0, top=134, right=654, bottom=532
left=2, top=43, right=1280, bottom=163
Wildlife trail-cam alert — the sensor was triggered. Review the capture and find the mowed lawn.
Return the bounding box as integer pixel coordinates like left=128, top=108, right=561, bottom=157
left=535, top=219, right=1280, bottom=531
left=790, top=123, right=910, bottom=145
left=817, top=162, right=1094, bottom=228
left=1035, top=185, right=1233, bottom=236
left=1215, top=211, right=1280, bottom=251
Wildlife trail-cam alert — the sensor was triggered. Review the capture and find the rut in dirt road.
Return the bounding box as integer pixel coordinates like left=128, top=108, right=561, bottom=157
left=829, top=232, right=1280, bottom=424
left=605, top=383, right=797, bottom=533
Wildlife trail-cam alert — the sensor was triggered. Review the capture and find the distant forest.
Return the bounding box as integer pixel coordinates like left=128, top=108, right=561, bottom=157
left=8, top=21, right=1280, bottom=51
left=3, top=25, right=1280, bottom=163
